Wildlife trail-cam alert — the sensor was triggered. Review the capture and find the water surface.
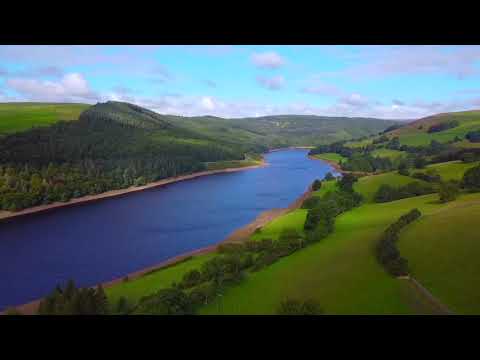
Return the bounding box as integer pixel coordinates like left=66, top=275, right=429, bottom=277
left=0, top=149, right=336, bottom=310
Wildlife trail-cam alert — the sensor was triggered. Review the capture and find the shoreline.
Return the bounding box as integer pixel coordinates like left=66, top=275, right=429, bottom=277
left=5, top=177, right=315, bottom=315
left=308, top=155, right=345, bottom=174
left=0, top=147, right=313, bottom=222
left=3, top=149, right=331, bottom=315
left=0, top=160, right=267, bottom=222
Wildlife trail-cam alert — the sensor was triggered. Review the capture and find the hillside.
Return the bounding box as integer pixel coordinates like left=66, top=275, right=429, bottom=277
left=171, top=114, right=400, bottom=148
left=0, top=101, right=266, bottom=212
left=102, top=161, right=480, bottom=315
left=346, top=109, right=480, bottom=149
left=0, top=102, right=90, bottom=135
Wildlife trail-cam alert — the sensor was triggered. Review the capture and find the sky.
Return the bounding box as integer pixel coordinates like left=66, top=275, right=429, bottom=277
left=1, top=45, right=480, bottom=120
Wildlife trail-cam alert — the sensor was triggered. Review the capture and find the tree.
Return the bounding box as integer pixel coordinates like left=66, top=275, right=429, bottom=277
left=463, top=165, right=480, bottom=191
left=324, top=172, right=335, bottom=181
left=414, top=157, right=427, bottom=169
left=338, top=173, right=358, bottom=192
left=438, top=181, right=460, bottom=203
left=311, top=179, right=322, bottom=191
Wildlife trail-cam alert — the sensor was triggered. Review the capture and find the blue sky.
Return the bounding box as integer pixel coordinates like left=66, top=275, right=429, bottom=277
left=1, top=45, right=480, bottom=119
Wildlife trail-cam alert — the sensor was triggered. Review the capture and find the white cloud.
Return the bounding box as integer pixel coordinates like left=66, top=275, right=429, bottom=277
left=200, top=96, right=216, bottom=111
left=256, top=75, right=285, bottom=90
left=251, top=51, right=285, bottom=69
left=6, top=73, right=98, bottom=102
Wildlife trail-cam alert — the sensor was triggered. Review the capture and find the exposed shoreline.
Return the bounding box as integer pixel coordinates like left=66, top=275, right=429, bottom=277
left=0, top=160, right=267, bottom=222
left=6, top=183, right=314, bottom=315
left=3, top=148, right=327, bottom=315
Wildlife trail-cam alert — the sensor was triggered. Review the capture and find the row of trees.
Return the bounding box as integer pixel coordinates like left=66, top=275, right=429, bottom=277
left=376, top=209, right=422, bottom=276
left=374, top=182, right=435, bottom=203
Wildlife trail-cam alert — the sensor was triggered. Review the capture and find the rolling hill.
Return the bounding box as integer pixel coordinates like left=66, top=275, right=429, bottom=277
left=346, top=109, right=480, bottom=149
left=0, top=102, right=90, bottom=135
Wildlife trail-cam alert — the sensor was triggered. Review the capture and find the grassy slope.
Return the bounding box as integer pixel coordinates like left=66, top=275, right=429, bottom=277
left=0, top=103, right=89, bottom=134
left=371, top=148, right=406, bottom=161
left=199, top=194, right=456, bottom=315
left=425, top=160, right=480, bottom=181
left=399, top=193, right=480, bottom=314
left=106, top=253, right=216, bottom=307
left=312, top=153, right=346, bottom=164
left=354, top=172, right=417, bottom=202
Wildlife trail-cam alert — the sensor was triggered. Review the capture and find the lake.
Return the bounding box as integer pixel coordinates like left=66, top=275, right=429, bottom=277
left=0, top=149, right=336, bottom=310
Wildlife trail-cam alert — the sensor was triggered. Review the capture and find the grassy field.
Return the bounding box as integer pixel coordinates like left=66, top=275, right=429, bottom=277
left=425, top=160, right=480, bottom=181
left=388, top=110, right=480, bottom=147
left=344, top=138, right=374, bottom=148
left=0, top=102, right=89, bottom=134
left=399, top=193, right=480, bottom=314
left=371, top=148, right=406, bottom=161
left=312, top=153, right=346, bottom=164
left=103, top=162, right=480, bottom=315
left=353, top=171, right=418, bottom=202
left=200, top=193, right=462, bottom=315
left=106, top=253, right=216, bottom=308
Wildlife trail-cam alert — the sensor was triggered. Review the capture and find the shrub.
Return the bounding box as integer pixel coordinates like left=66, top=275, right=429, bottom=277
left=462, top=165, right=480, bottom=191
left=134, top=288, right=193, bottom=315
left=427, top=120, right=459, bottom=133
left=439, top=181, right=460, bottom=203
left=324, top=172, right=335, bottom=181
left=466, top=130, right=480, bottom=143
left=338, top=173, right=358, bottom=192
left=312, top=179, right=322, bottom=191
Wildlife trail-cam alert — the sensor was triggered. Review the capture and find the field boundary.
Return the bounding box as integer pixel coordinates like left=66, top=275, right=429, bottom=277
left=398, top=275, right=454, bottom=315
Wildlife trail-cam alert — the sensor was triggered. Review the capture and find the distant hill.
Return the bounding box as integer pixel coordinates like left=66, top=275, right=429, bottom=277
left=346, top=109, right=480, bottom=149
left=0, top=101, right=400, bottom=147
left=169, top=114, right=400, bottom=148
left=0, top=102, right=90, bottom=135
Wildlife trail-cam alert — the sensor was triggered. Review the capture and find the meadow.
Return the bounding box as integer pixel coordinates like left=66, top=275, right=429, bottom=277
left=399, top=193, right=480, bottom=314
left=312, top=153, right=346, bottom=164
left=0, top=103, right=89, bottom=134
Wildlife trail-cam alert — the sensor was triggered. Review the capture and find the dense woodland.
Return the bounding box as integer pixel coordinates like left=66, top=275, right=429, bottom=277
left=0, top=102, right=268, bottom=211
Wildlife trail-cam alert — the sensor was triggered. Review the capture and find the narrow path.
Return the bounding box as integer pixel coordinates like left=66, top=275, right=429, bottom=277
left=398, top=275, right=454, bottom=315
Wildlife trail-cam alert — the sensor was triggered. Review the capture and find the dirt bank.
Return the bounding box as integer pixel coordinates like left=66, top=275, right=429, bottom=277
left=0, top=160, right=267, bottom=222
left=6, top=184, right=312, bottom=315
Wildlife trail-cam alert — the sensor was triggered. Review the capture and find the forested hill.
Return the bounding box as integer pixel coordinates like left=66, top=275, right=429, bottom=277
left=168, top=114, right=401, bottom=148
left=0, top=101, right=265, bottom=211
left=0, top=101, right=398, bottom=211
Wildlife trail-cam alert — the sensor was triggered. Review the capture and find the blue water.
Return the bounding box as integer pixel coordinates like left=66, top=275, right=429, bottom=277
left=0, top=149, right=336, bottom=310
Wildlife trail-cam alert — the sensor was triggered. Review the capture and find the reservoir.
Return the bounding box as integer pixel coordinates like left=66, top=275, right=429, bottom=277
left=0, top=149, right=336, bottom=310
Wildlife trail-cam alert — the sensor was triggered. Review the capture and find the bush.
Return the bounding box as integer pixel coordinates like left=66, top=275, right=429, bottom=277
left=414, top=157, right=427, bottom=169
left=312, top=179, right=322, bottom=191
left=466, top=130, right=480, bottom=143
left=134, top=288, right=193, bottom=315
left=324, top=172, right=335, bottom=181
left=427, top=120, right=459, bottom=133
left=439, top=181, right=460, bottom=203
left=338, top=173, right=358, bottom=192
left=374, top=182, right=434, bottom=203
left=412, top=170, right=441, bottom=183
left=276, top=299, right=324, bottom=315
left=462, top=165, right=480, bottom=191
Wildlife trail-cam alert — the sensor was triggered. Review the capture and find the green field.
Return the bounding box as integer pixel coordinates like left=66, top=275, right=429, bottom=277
left=312, top=153, right=346, bottom=164
left=106, top=253, right=216, bottom=307
left=425, top=160, right=480, bottom=181
left=345, top=138, right=374, bottom=148
left=399, top=193, right=480, bottom=314
left=0, top=102, right=90, bottom=134
left=200, top=193, right=466, bottom=315
left=371, top=148, right=406, bottom=161
left=389, top=110, right=480, bottom=147
left=353, top=171, right=418, bottom=202
left=103, top=164, right=480, bottom=315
